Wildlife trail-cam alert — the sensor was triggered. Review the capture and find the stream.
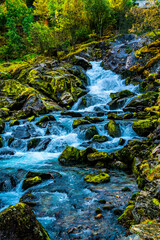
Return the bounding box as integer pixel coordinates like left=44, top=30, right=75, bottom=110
left=0, top=61, right=141, bottom=239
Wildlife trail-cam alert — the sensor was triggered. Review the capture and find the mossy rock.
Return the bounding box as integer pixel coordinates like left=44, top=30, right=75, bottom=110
left=110, top=90, right=135, bottom=100
left=27, top=138, right=41, bottom=150
left=36, top=115, right=56, bottom=128
left=0, top=108, right=9, bottom=119
left=10, top=119, right=20, bottom=127
left=112, top=161, right=128, bottom=170
left=72, top=56, right=92, bottom=70
left=118, top=138, right=125, bottom=146
left=132, top=119, right=158, bottom=137
left=26, top=171, right=54, bottom=180
left=84, top=171, right=110, bottom=184
left=106, top=120, right=121, bottom=138
left=58, top=146, right=81, bottom=166
left=80, top=147, right=98, bottom=162
left=0, top=118, right=5, bottom=134
left=107, top=112, right=123, bottom=120
left=0, top=203, right=51, bottom=240
left=0, top=135, right=2, bottom=148
left=27, top=116, right=35, bottom=122
left=72, top=118, right=91, bottom=129
left=85, top=125, right=98, bottom=140
left=22, top=176, right=42, bottom=190
left=117, top=204, right=134, bottom=227
left=92, top=135, right=108, bottom=142
left=87, top=151, right=108, bottom=162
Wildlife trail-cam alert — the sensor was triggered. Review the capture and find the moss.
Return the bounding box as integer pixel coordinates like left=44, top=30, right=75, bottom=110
left=0, top=202, right=51, bottom=240
left=0, top=135, right=2, bottom=148
left=107, top=113, right=123, bottom=120
left=137, top=176, right=145, bottom=189
left=58, top=146, right=81, bottom=166
left=152, top=198, right=160, bottom=206
left=107, top=120, right=121, bottom=138
left=132, top=119, right=158, bottom=137
left=22, top=176, right=42, bottom=190
left=137, top=208, right=145, bottom=216
left=87, top=151, right=108, bottom=162
left=130, top=192, right=140, bottom=201
left=117, top=204, right=135, bottom=227
left=36, top=115, right=56, bottom=127
left=84, top=171, right=110, bottom=184
left=10, top=119, right=20, bottom=127
left=27, top=116, right=35, bottom=122
left=92, top=135, right=108, bottom=142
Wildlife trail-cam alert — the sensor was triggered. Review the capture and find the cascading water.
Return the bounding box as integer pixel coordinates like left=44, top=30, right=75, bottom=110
left=0, top=61, right=140, bottom=239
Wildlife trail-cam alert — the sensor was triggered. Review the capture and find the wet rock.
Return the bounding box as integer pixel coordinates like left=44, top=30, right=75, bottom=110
left=26, top=171, right=54, bottom=180
left=58, top=146, right=81, bottom=166
left=112, top=161, right=128, bottom=170
left=132, top=119, right=158, bottom=137
left=10, top=120, right=20, bottom=127
left=0, top=203, right=51, bottom=240
left=0, top=118, right=5, bottom=133
left=27, top=138, right=41, bottom=150
left=123, top=91, right=159, bottom=112
left=73, top=115, right=104, bottom=128
left=0, top=108, right=9, bottom=119
left=35, top=138, right=51, bottom=151
left=67, top=65, right=89, bottom=86
left=12, top=125, right=31, bottom=139
left=80, top=146, right=98, bottom=161
left=36, top=115, right=56, bottom=128
left=22, top=176, right=42, bottom=190
left=0, top=135, right=2, bottom=148
left=0, top=173, right=17, bottom=191
left=95, top=213, right=103, bottom=219
left=119, top=138, right=125, bottom=146
left=0, top=148, right=15, bottom=156
left=114, top=209, right=123, bottom=215
left=98, top=199, right=106, bottom=204
left=85, top=125, right=98, bottom=140
left=19, top=193, right=37, bottom=207
left=117, top=204, right=134, bottom=227
left=106, top=120, right=121, bottom=138
left=27, top=116, right=35, bottom=122
left=108, top=112, right=123, bottom=120
left=84, top=171, right=110, bottom=184
left=95, top=208, right=102, bottom=214
left=110, top=90, right=135, bottom=100
left=87, top=151, right=108, bottom=162
left=60, top=92, right=74, bottom=106
left=102, top=205, right=114, bottom=210
left=72, top=56, right=92, bottom=70
left=61, top=111, right=82, bottom=117
left=108, top=98, right=127, bottom=110
left=122, top=187, right=131, bottom=192
left=92, top=135, right=108, bottom=142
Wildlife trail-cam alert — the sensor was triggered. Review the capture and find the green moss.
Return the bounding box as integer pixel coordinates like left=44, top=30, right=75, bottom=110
left=107, top=120, right=121, bottom=138
left=107, top=113, right=123, bottom=120
left=132, top=119, right=158, bottom=137
left=10, top=119, right=20, bottom=127
left=84, top=172, right=110, bottom=184
left=117, top=204, right=135, bottom=227
left=58, top=146, right=81, bottom=166
left=36, top=115, right=56, bottom=127
left=130, top=192, right=140, bottom=201
left=92, top=135, right=108, bottom=142
left=27, top=116, right=35, bottom=122
left=22, top=176, right=42, bottom=190
left=137, top=208, right=145, bottom=216
left=137, top=176, right=145, bottom=189
left=152, top=198, right=160, bottom=206
left=87, top=151, right=108, bottom=162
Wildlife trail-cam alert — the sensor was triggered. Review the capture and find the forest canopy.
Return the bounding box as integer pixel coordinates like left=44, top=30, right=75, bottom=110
left=0, top=0, right=159, bottom=59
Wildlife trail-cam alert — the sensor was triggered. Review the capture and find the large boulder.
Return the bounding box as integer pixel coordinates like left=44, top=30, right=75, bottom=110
left=72, top=56, right=92, bottom=70
left=84, top=125, right=98, bottom=140
left=58, top=146, right=81, bottom=166
left=0, top=203, right=51, bottom=240
left=123, top=91, right=159, bottom=112
left=106, top=120, right=121, bottom=138
left=132, top=119, right=158, bottom=137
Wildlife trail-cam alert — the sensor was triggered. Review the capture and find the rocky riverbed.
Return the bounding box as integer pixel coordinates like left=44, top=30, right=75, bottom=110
left=0, top=34, right=160, bottom=240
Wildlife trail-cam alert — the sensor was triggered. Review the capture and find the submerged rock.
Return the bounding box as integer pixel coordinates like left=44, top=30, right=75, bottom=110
left=0, top=203, right=51, bottom=240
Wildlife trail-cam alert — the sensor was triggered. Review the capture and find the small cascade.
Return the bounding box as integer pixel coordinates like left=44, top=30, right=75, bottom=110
left=0, top=61, right=140, bottom=239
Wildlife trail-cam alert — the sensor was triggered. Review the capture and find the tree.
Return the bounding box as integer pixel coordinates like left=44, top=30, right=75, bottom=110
left=61, top=0, right=86, bottom=47
left=85, top=0, right=111, bottom=36
left=127, top=3, right=160, bottom=36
